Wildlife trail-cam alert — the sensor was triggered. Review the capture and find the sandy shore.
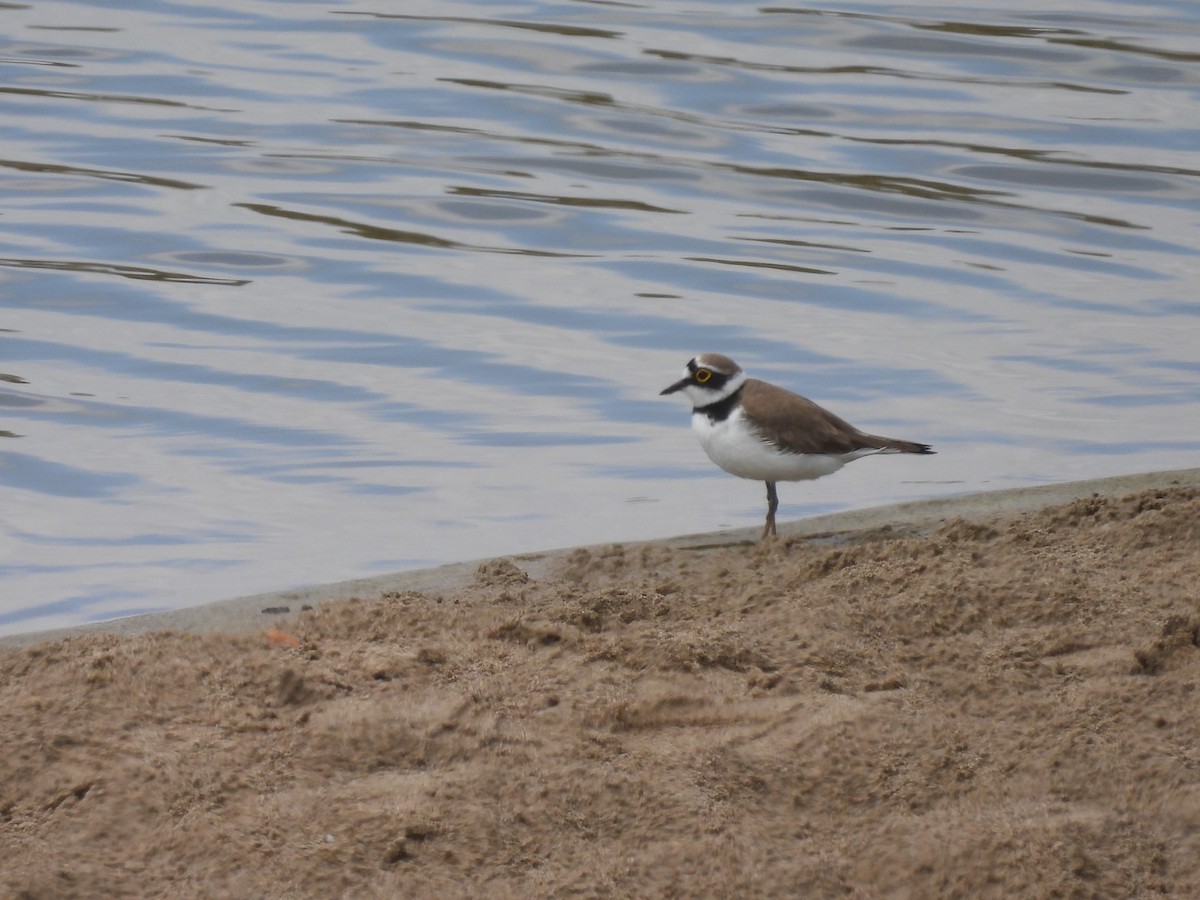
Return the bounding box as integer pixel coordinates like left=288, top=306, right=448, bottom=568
left=2, top=468, right=1199, bottom=897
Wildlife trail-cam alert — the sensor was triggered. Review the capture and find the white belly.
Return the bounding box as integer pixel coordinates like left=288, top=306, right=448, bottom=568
left=692, top=408, right=872, bottom=482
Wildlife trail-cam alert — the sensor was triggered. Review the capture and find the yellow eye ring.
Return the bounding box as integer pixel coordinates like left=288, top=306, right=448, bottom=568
left=695, top=369, right=712, bottom=383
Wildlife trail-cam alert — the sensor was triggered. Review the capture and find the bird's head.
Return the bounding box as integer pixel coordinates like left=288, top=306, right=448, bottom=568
left=660, top=354, right=746, bottom=407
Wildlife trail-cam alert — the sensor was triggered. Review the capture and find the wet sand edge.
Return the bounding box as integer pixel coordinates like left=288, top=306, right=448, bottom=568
left=5, top=466, right=1199, bottom=652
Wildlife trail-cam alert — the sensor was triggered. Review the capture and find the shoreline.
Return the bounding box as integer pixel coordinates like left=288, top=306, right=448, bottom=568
left=4, top=466, right=1199, bottom=896
left=5, top=465, right=1199, bottom=652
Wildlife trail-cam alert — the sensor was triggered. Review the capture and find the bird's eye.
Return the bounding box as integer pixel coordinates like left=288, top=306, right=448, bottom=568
left=694, top=368, right=712, bottom=383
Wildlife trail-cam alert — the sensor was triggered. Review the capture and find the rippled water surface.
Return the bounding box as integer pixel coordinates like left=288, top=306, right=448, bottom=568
left=3, top=0, right=1199, bottom=635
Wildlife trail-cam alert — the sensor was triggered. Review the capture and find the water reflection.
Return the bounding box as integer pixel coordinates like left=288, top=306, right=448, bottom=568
left=0, top=256, right=248, bottom=284
left=1, top=0, right=1199, bottom=635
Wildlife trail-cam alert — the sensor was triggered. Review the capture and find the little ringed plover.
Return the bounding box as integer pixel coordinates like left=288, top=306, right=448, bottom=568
left=661, top=353, right=934, bottom=539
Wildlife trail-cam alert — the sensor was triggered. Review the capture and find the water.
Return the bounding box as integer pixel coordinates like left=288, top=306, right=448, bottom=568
left=3, top=0, right=1199, bottom=636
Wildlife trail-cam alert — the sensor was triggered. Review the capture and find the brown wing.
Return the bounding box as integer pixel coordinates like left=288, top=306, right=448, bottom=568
left=739, top=379, right=932, bottom=456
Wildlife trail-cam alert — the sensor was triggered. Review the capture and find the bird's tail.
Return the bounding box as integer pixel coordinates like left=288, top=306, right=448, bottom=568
left=862, top=434, right=935, bottom=455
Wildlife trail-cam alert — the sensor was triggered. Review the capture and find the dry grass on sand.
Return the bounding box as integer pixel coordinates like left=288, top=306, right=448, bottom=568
left=2, top=487, right=1199, bottom=898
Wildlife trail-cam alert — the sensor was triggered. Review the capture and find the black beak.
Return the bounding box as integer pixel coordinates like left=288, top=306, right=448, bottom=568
left=660, top=377, right=690, bottom=396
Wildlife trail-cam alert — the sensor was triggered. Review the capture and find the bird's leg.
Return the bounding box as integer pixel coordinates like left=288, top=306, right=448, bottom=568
left=762, top=481, right=778, bottom=539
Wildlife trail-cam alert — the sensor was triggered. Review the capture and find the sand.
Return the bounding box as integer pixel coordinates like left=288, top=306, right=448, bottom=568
left=2, top=472, right=1199, bottom=898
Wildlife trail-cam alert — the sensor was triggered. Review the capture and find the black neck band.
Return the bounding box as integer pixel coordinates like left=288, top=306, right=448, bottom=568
left=694, top=385, right=743, bottom=422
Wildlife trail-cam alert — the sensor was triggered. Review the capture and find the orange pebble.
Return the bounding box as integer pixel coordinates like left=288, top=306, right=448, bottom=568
left=265, top=628, right=301, bottom=648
